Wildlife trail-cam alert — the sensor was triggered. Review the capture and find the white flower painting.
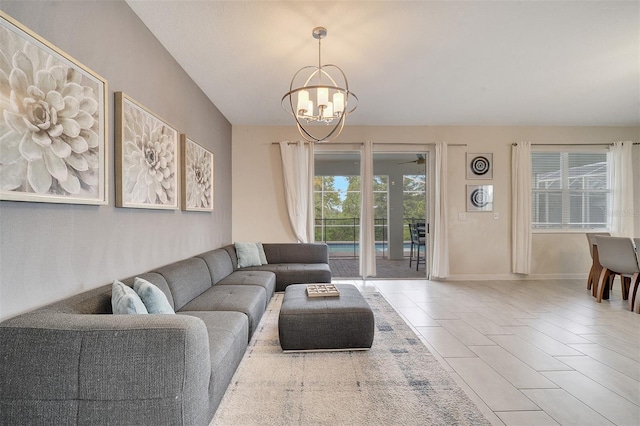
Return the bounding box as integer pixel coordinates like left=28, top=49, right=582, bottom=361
left=115, top=92, right=178, bottom=210
left=181, top=135, right=213, bottom=212
left=0, top=12, right=107, bottom=204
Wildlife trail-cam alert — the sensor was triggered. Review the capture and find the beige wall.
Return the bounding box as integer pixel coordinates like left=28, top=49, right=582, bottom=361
left=233, top=125, right=639, bottom=280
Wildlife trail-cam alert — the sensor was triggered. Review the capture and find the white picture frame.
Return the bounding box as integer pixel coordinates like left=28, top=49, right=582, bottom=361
left=0, top=12, right=108, bottom=205
left=115, top=92, right=179, bottom=210
left=181, top=135, right=214, bottom=212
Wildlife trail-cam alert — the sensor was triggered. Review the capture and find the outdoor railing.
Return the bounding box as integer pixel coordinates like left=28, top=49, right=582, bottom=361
left=315, top=217, right=425, bottom=258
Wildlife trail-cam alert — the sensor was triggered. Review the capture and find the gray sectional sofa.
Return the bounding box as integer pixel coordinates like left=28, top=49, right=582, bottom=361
left=0, top=243, right=330, bottom=426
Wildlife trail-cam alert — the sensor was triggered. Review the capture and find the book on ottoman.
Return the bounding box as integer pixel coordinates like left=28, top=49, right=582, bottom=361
left=306, top=284, right=340, bottom=297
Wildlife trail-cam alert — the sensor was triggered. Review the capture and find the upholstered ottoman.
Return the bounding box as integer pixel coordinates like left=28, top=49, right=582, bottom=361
left=278, top=284, right=375, bottom=351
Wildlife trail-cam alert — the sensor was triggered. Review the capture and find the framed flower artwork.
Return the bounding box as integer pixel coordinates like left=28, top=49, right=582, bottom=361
left=181, top=135, right=214, bottom=212
left=115, top=92, right=179, bottom=210
left=0, top=12, right=108, bottom=205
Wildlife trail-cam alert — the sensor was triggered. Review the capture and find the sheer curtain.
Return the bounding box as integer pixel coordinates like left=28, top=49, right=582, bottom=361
left=279, top=141, right=315, bottom=243
left=610, top=141, right=635, bottom=237
left=431, top=141, right=449, bottom=279
left=359, top=141, right=376, bottom=277
left=511, top=141, right=531, bottom=274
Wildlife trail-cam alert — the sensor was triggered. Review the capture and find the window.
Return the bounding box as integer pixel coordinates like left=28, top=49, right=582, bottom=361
left=314, top=175, right=388, bottom=243
left=531, top=151, right=609, bottom=230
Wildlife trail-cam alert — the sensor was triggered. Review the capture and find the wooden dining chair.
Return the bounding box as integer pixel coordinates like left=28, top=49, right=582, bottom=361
left=632, top=238, right=640, bottom=313
left=594, top=236, right=640, bottom=311
left=585, top=232, right=610, bottom=291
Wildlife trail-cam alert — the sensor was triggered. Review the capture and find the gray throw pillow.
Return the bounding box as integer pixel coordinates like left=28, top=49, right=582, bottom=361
left=235, top=242, right=262, bottom=268
left=133, top=277, right=175, bottom=314
left=112, top=280, right=148, bottom=314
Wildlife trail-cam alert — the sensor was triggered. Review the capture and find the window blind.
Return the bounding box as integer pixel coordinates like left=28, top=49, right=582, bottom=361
left=531, top=151, right=609, bottom=230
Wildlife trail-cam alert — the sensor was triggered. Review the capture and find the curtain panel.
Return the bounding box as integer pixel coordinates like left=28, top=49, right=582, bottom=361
left=279, top=141, right=315, bottom=243
left=511, top=141, right=532, bottom=274
left=431, top=141, right=449, bottom=279
left=359, top=141, right=376, bottom=277
left=610, top=141, right=635, bottom=237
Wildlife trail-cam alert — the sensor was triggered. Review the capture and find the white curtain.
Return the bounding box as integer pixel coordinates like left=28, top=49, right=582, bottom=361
left=279, top=141, right=315, bottom=243
left=359, top=141, right=376, bottom=277
left=431, top=141, right=449, bottom=279
left=610, top=141, right=635, bottom=237
left=511, top=141, right=532, bottom=274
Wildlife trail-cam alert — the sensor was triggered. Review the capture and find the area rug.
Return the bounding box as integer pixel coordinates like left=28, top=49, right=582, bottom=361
left=211, top=292, right=490, bottom=426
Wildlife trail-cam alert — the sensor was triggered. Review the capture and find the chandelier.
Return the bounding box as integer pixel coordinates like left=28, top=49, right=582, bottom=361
left=281, top=27, right=358, bottom=142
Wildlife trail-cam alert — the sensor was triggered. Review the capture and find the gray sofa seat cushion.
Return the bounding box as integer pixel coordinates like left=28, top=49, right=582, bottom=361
left=179, top=311, right=248, bottom=415
left=242, top=263, right=332, bottom=292
left=217, top=271, right=276, bottom=305
left=154, top=258, right=212, bottom=311
left=178, top=285, right=266, bottom=339
left=196, top=249, right=235, bottom=285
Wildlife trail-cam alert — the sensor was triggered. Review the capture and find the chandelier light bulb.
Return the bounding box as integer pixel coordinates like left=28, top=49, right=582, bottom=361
left=324, top=102, right=334, bottom=120
left=317, top=87, right=329, bottom=108
left=281, top=27, right=358, bottom=142
left=297, top=90, right=309, bottom=115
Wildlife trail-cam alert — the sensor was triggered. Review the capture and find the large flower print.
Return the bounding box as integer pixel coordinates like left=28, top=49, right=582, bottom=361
left=0, top=26, right=101, bottom=197
left=185, top=140, right=212, bottom=209
left=122, top=102, right=176, bottom=205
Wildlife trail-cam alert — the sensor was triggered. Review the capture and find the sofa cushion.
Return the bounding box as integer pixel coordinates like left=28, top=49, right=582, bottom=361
left=178, top=311, right=248, bottom=412
left=262, top=243, right=328, bottom=264
left=242, top=263, right=332, bottom=292
left=179, top=285, right=266, bottom=339
left=134, top=277, right=175, bottom=314
left=222, top=245, right=239, bottom=271
left=154, top=258, right=212, bottom=311
left=217, top=271, right=276, bottom=307
left=111, top=281, right=148, bottom=314
left=235, top=242, right=262, bottom=268
left=196, top=249, right=234, bottom=285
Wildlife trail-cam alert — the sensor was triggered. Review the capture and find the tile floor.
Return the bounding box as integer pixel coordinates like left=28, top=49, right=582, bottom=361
left=334, top=278, right=640, bottom=426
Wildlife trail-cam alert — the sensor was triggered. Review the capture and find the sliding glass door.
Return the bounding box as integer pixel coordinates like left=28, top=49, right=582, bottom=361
left=314, top=147, right=430, bottom=279
left=314, top=150, right=362, bottom=277
left=372, top=152, right=429, bottom=278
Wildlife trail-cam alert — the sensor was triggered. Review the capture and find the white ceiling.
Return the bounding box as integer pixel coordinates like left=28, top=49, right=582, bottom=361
left=127, top=1, right=639, bottom=127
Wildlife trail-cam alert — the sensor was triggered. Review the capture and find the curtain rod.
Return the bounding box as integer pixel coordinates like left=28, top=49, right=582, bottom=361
left=272, top=142, right=467, bottom=146
left=512, top=142, right=639, bottom=146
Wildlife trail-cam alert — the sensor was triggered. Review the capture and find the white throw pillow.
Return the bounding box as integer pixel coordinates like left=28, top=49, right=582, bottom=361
left=133, top=277, right=175, bottom=314
left=235, top=242, right=262, bottom=268
left=112, top=280, right=148, bottom=314
left=256, top=242, right=268, bottom=265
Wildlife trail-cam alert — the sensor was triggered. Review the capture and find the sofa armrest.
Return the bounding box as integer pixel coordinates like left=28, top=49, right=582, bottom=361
left=0, top=312, right=211, bottom=425
left=262, top=243, right=328, bottom=264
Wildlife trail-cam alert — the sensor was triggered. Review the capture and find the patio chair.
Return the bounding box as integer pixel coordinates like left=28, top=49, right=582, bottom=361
left=594, top=236, right=640, bottom=312
left=408, top=222, right=426, bottom=271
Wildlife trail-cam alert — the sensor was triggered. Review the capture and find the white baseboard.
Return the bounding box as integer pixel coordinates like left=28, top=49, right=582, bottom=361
left=442, top=273, right=588, bottom=281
